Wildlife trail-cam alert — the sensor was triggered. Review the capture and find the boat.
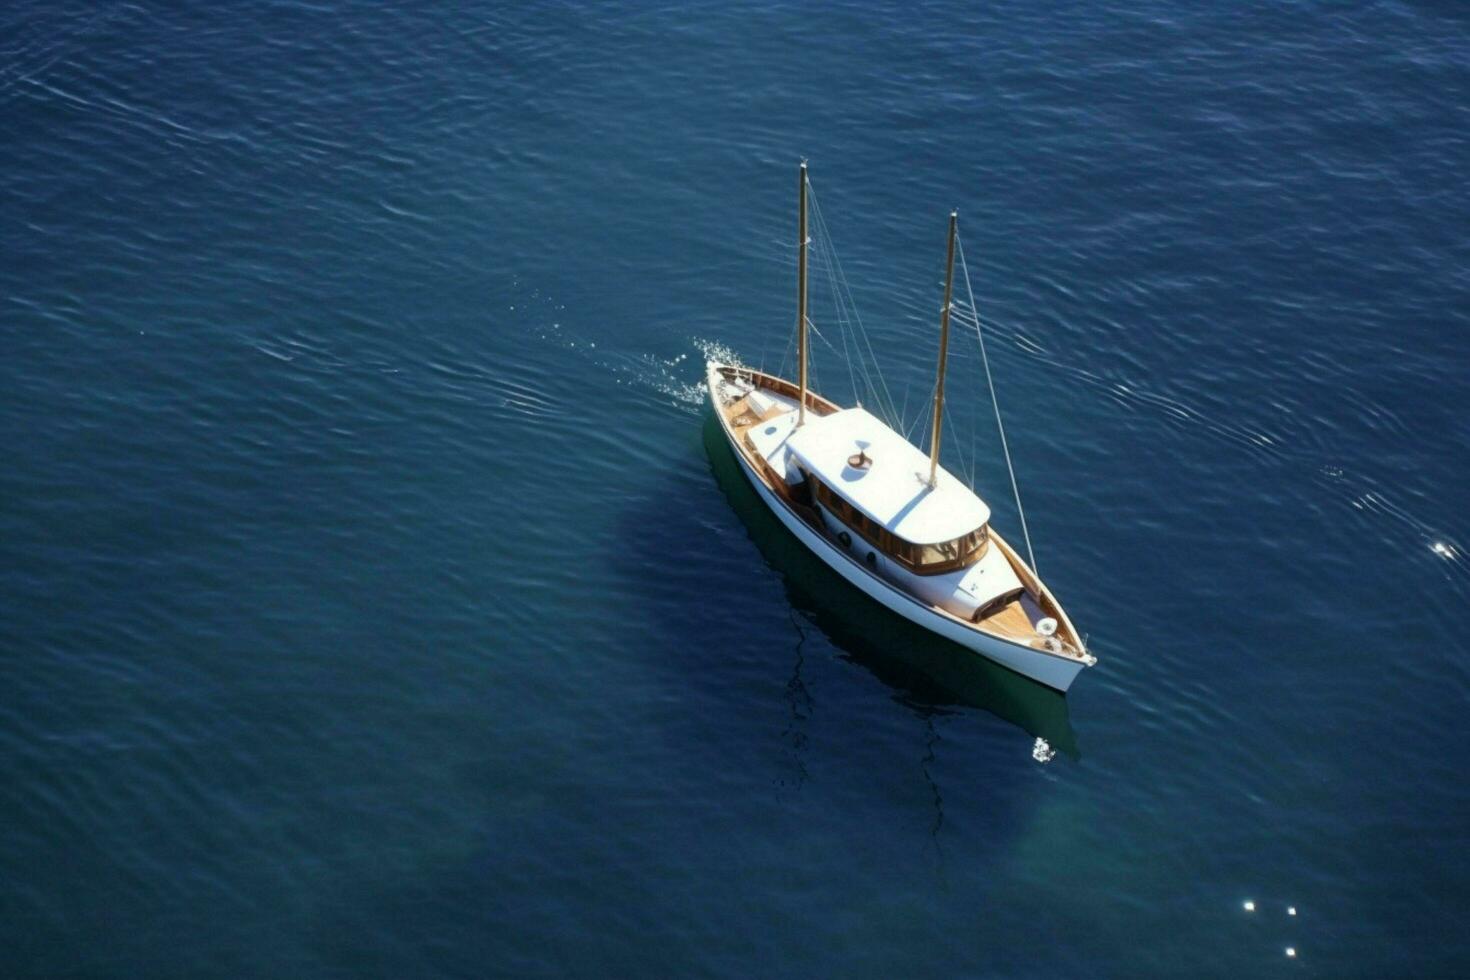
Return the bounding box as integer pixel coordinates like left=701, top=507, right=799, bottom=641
left=702, top=411, right=1079, bottom=755
left=705, top=163, right=1096, bottom=692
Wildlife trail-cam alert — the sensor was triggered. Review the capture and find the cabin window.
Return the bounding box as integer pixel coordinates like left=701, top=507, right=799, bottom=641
left=917, top=525, right=988, bottom=566
left=810, top=477, right=989, bottom=574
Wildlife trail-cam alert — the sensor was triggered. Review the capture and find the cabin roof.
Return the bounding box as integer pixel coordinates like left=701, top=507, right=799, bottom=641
left=785, top=407, right=991, bottom=545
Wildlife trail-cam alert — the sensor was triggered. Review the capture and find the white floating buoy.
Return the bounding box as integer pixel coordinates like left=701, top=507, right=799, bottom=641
left=1285, top=947, right=1297, bottom=958
left=1288, top=906, right=1297, bottom=916
left=1243, top=900, right=1256, bottom=912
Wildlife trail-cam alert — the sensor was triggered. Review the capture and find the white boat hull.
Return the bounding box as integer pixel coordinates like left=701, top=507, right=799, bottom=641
left=707, top=369, right=1088, bottom=692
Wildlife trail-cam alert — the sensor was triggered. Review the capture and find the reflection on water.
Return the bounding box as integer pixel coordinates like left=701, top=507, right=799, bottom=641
left=778, top=608, right=813, bottom=791
left=702, top=412, right=1079, bottom=758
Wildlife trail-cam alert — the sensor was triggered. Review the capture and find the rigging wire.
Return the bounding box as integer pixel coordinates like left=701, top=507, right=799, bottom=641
left=804, top=178, right=903, bottom=428
left=955, top=231, right=1037, bottom=575
left=806, top=187, right=864, bottom=410
left=943, top=397, right=972, bottom=488
left=905, top=377, right=938, bottom=444
left=810, top=236, right=862, bottom=406
left=776, top=315, right=796, bottom=382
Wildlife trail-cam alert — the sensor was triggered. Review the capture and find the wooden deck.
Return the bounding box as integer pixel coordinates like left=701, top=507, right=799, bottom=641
left=976, top=599, right=1038, bottom=641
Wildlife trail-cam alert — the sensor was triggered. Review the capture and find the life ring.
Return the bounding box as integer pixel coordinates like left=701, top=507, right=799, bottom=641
left=838, top=530, right=852, bottom=548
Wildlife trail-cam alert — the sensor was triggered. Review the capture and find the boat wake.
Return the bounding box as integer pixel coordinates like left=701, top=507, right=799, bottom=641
left=530, top=307, right=726, bottom=415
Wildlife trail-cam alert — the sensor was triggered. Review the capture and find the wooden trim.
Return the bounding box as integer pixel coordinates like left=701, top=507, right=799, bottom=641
left=989, top=530, right=1083, bottom=651
left=749, top=375, right=837, bottom=416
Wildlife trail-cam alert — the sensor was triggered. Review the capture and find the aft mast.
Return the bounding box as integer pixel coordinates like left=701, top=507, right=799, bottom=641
left=928, top=211, right=958, bottom=488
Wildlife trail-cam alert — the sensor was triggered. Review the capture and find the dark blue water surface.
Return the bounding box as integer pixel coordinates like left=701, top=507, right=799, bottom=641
left=3, top=2, right=1468, bottom=976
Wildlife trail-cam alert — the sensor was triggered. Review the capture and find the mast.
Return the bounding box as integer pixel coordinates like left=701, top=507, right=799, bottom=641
left=796, top=161, right=809, bottom=427
left=928, top=211, right=958, bottom=488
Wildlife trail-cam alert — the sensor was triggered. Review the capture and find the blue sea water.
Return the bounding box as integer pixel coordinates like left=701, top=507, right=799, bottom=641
left=2, top=1, right=1468, bottom=976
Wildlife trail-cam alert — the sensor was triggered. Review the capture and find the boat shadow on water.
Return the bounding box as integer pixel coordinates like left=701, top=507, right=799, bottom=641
left=702, top=412, right=1079, bottom=758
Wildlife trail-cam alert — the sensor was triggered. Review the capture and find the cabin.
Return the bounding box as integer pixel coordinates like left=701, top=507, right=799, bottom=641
left=783, top=407, right=1024, bottom=618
